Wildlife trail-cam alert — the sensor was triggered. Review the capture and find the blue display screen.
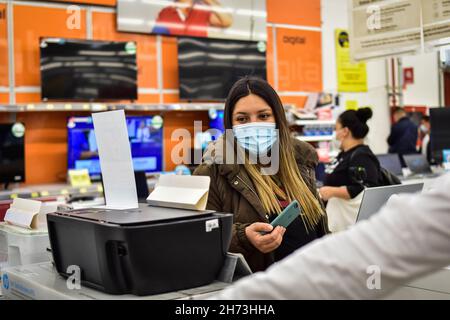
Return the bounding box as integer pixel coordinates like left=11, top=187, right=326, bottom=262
left=67, top=116, right=163, bottom=175
left=209, top=110, right=225, bottom=134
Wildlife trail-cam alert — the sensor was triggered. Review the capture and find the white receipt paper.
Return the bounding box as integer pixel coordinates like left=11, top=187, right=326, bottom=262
left=92, top=110, right=138, bottom=209
left=147, top=175, right=210, bottom=211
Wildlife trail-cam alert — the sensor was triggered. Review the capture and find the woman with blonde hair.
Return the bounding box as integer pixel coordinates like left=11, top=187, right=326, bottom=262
left=194, top=77, right=328, bottom=272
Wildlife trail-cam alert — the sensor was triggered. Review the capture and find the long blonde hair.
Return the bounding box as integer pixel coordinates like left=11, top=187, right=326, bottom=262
left=244, top=144, right=323, bottom=231
left=224, top=77, right=324, bottom=230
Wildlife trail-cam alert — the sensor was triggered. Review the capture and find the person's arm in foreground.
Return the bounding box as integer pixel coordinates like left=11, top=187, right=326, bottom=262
left=211, top=174, right=450, bottom=300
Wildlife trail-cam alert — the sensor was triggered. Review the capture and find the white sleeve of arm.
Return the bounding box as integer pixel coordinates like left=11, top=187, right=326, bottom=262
left=212, top=174, right=450, bottom=300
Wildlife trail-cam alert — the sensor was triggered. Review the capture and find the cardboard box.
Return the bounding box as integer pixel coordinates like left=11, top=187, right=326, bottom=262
left=147, top=175, right=210, bottom=211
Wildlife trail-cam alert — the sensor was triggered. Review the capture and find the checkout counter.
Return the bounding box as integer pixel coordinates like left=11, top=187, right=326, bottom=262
left=1, top=262, right=230, bottom=300
left=386, top=268, right=450, bottom=300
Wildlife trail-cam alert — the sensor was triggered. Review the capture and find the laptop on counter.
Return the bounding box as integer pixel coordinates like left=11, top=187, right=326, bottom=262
left=356, top=183, right=424, bottom=222
left=377, top=153, right=404, bottom=177
left=403, top=154, right=441, bottom=179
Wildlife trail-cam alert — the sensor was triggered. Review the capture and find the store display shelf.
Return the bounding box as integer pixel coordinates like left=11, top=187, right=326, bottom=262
left=296, top=135, right=334, bottom=142
left=0, top=103, right=296, bottom=113
left=0, top=184, right=104, bottom=201
left=0, top=103, right=226, bottom=113
left=293, top=120, right=336, bottom=126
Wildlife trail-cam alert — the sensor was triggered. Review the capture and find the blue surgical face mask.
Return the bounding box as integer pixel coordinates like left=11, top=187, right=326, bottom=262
left=232, top=122, right=277, bottom=155
left=331, top=130, right=343, bottom=150
left=420, top=124, right=429, bottom=134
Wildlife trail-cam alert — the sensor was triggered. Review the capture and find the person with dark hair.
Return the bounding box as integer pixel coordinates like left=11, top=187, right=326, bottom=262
left=194, top=77, right=329, bottom=272
left=319, top=108, right=382, bottom=202
left=387, top=107, right=418, bottom=164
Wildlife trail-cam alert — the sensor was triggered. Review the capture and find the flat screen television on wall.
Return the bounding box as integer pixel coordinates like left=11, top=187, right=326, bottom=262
left=40, top=38, right=138, bottom=101
left=177, top=37, right=267, bottom=101
left=0, top=123, right=25, bottom=185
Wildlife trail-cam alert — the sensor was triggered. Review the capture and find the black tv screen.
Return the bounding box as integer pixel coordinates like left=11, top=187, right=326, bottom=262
left=40, top=38, right=138, bottom=101
left=178, top=37, right=267, bottom=101
left=0, top=123, right=25, bottom=184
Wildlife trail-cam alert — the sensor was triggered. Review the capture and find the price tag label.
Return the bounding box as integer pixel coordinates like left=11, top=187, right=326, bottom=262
left=68, top=169, right=92, bottom=188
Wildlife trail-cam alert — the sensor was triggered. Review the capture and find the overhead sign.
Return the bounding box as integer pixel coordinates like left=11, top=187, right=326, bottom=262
left=350, top=0, right=450, bottom=61
left=350, top=0, right=422, bottom=61
left=422, top=0, right=450, bottom=47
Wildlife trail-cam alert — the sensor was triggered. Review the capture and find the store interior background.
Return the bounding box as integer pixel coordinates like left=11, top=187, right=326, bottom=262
left=0, top=0, right=445, bottom=186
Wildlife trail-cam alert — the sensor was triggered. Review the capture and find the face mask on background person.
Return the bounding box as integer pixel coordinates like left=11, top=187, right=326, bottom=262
left=420, top=124, right=429, bottom=134
left=331, top=129, right=343, bottom=150
left=233, top=122, right=277, bottom=156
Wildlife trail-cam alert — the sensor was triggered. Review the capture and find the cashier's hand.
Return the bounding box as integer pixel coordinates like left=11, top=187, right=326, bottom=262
left=245, top=223, right=286, bottom=254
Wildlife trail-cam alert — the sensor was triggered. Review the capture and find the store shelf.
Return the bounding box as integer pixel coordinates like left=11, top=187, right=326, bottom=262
left=0, top=103, right=226, bottom=113
left=296, top=135, right=334, bottom=142
left=293, top=120, right=336, bottom=126
left=0, top=183, right=104, bottom=201
left=0, top=103, right=296, bottom=113
left=0, top=175, right=162, bottom=203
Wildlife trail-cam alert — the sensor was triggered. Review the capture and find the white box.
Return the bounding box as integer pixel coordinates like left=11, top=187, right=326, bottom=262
left=0, top=224, right=50, bottom=268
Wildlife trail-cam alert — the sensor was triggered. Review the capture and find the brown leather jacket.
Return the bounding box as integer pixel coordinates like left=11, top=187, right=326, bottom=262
left=193, top=136, right=329, bottom=272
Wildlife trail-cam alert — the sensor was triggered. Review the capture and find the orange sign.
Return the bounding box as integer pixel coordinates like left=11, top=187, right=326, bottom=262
left=14, top=5, right=86, bottom=87
left=276, top=28, right=322, bottom=92
left=0, top=93, right=8, bottom=103
left=267, top=0, right=321, bottom=27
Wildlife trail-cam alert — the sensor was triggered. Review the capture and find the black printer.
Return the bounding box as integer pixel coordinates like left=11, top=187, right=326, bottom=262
left=47, top=205, right=233, bottom=296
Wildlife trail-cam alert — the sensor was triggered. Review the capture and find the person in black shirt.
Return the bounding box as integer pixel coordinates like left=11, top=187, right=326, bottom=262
left=387, top=107, right=418, bottom=166
left=319, top=108, right=381, bottom=201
